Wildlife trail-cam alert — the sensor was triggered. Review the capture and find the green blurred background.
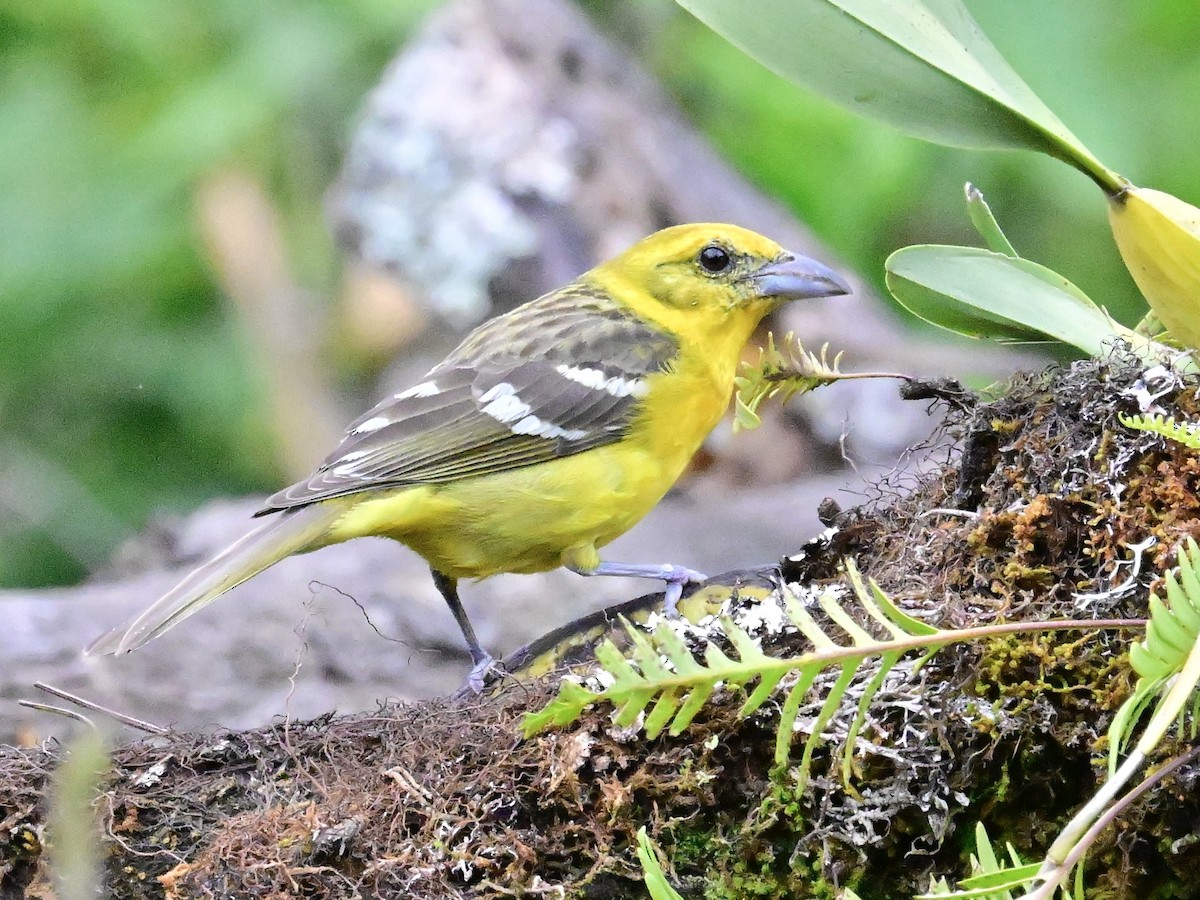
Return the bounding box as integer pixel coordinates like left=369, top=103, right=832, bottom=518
left=3, top=0, right=1198, bottom=588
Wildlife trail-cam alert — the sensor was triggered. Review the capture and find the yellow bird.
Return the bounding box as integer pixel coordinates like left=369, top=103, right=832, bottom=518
left=88, top=224, right=850, bottom=688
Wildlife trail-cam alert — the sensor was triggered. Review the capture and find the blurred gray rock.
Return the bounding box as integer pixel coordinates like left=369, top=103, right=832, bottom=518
left=2, top=470, right=874, bottom=742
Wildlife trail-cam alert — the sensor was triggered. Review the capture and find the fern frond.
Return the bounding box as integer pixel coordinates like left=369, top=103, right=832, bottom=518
left=733, top=332, right=913, bottom=431
left=792, top=662, right=859, bottom=785
left=839, top=648, right=901, bottom=786
left=522, top=562, right=1141, bottom=808
left=845, top=558, right=940, bottom=638
left=1109, top=536, right=1200, bottom=771
left=1016, top=539, right=1200, bottom=900
left=1119, top=412, right=1200, bottom=449
left=521, top=612, right=793, bottom=741
left=524, top=566, right=955, bottom=794
left=835, top=560, right=941, bottom=785
left=733, top=332, right=847, bottom=431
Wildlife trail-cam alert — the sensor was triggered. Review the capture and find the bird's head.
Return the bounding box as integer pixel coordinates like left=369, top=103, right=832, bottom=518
left=595, top=223, right=851, bottom=341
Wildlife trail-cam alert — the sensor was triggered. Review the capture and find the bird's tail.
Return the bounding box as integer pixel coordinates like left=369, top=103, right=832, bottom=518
left=87, top=502, right=343, bottom=656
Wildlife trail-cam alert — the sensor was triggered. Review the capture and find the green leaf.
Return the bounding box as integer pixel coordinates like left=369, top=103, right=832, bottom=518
left=740, top=668, right=789, bottom=716
left=637, top=827, right=685, bottom=900
left=645, top=689, right=680, bottom=739
left=791, top=664, right=857, bottom=789
left=948, top=862, right=1042, bottom=896
left=776, top=667, right=821, bottom=768
left=841, top=649, right=901, bottom=787
left=869, top=578, right=940, bottom=638
left=965, top=183, right=1018, bottom=257
left=673, top=0, right=1119, bottom=191
left=733, top=334, right=848, bottom=433
left=520, top=680, right=600, bottom=736
left=1108, top=537, right=1200, bottom=774
left=671, top=680, right=717, bottom=734
left=1120, top=413, right=1200, bottom=451
left=1129, top=542, right=1200, bottom=759
left=885, top=245, right=1152, bottom=357
left=733, top=393, right=763, bottom=431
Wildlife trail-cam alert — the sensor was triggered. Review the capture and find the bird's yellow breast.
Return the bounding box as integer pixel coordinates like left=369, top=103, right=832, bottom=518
left=323, top=343, right=738, bottom=579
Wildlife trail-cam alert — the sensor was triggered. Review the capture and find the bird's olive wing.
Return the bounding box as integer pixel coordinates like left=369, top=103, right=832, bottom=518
left=261, top=287, right=677, bottom=511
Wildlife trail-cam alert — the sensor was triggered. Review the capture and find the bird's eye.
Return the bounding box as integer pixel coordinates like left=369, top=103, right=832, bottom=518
left=698, top=245, right=732, bottom=273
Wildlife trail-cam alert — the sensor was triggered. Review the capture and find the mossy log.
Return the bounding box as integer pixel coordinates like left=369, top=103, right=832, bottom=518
left=4, top=354, right=1200, bottom=898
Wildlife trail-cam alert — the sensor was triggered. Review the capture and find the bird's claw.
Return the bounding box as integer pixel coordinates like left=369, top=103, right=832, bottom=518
left=460, top=652, right=498, bottom=696
left=662, top=566, right=708, bottom=618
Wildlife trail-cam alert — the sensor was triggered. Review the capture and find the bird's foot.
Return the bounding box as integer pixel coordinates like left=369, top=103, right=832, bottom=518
left=459, top=651, right=499, bottom=696
left=576, top=560, right=708, bottom=617
left=661, top=566, right=708, bottom=617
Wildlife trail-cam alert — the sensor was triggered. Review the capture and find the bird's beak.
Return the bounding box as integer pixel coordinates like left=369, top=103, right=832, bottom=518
left=748, top=253, right=853, bottom=301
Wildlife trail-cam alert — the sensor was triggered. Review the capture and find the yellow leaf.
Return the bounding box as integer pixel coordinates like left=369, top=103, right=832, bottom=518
left=1109, top=187, right=1200, bottom=351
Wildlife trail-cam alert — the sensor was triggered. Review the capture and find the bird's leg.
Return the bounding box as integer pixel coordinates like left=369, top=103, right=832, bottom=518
left=562, top=546, right=707, bottom=617
left=586, top=562, right=709, bottom=615
left=430, top=568, right=494, bottom=692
